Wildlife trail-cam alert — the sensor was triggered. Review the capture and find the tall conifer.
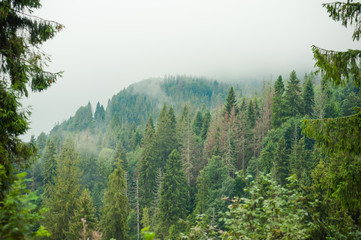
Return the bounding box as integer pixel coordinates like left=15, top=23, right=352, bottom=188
left=43, top=139, right=82, bottom=239
left=156, top=150, right=188, bottom=238
left=101, top=158, right=129, bottom=240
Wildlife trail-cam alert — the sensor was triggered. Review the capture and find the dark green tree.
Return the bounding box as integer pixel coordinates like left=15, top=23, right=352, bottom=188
left=156, top=150, right=188, bottom=239
left=200, top=110, right=211, bottom=141
left=101, top=158, right=129, bottom=240
left=192, top=111, right=203, bottom=136
left=272, top=75, right=286, bottom=128
left=154, top=104, right=178, bottom=170
left=225, top=87, right=238, bottom=116
left=273, top=137, right=289, bottom=185
left=0, top=0, right=62, bottom=209
left=284, top=70, right=303, bottom=118
left=303, top=77, right=315, bottom=116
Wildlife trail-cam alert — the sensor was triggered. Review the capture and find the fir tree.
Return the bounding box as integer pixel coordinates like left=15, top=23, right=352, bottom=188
left=43, top=139, right=82, bottom=240
left=156, top=150, right=188, bottom=238
left=101, top=159, right=129, bottom=240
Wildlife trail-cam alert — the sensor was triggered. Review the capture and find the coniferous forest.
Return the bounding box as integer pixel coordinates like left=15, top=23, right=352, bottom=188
left=1, top=1, right=361, bottom=240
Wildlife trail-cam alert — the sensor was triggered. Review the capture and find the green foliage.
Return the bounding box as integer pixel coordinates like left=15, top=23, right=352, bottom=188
left=303, top=77, right=315, bottom=116
left=193, top=111, right=204, bottom=136
left=272, top=75, right=286, bottom=128
left=157, top=150, right=188, bottom=238
left=224, top=87, right=237, bottom=116
left=284, top=70, right=303, bottom=118
left=42, top=138, right=57, bottom=196
left=101, top=158, right=129, bottom=240
left=221, top=173, right=311, bottom=240
left=42, top=139, right=82, bottom=239
left=67, top=188, right=98, bottom=240
left=0, top=172, right=49, bottom=239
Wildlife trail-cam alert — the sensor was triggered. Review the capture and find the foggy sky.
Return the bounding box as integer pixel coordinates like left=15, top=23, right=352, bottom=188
left=22, top=0, right=359, bottom=140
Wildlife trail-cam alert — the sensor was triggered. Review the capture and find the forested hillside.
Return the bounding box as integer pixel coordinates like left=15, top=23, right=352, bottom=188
left=2, top=1, right=361, bottom=240
left=27, top=72, right=361, bottom=239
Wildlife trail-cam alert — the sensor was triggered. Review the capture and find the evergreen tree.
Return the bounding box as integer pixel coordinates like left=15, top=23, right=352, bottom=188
left=272, top=75, right=286, bottom=128
left=42, top=139, right=57, bottom=196
left=200, top=110, right=211, bottom=141
left=273, top=137, right=289, bottom=185
left=0, top=0, right=62, bottom=209
left=138, top=116, right=157, bottom=209
left=225, top=87, right=238, bottom=116
left=101, top=159, right=129, bottom=240
left=192, top=111, right=203, bottom=136
left=247, top=99, right=256, bottom=128
left=154, top=104, right=179, bottom=170
left=284, top=70, right=303, bottom=118
left=303, top=77, right=315, bottom=116
left=67, top=189, right=98, bottom=240
left=156, top=150, right=188, bottom=238
left=43, top=139, right=82, bottom=239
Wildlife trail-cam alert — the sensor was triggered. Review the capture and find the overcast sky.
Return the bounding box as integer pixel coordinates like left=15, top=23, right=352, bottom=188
left=22, top=0, right=359, bottom=140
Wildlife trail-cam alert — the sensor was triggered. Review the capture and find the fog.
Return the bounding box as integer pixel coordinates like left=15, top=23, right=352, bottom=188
left=22, top=0, right=359, bottom=140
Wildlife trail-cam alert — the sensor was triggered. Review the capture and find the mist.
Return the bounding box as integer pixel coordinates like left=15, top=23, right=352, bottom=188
left=22, top=0, right=359, bottom=140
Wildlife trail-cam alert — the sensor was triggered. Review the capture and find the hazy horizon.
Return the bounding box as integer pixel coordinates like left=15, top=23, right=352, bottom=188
left=22, top=0, right=359, bottom=140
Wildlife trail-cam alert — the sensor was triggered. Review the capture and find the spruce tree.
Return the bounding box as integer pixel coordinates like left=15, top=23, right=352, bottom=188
left=67, top=189, right=98, bottom=240
left=273, top=137, right=289, bottom=185
left=272, top=75, right=285, bottom=128
left=193, top=111, right=204, bottom=136
left=303, top=77, right=315, bottom=116
left=101, top=158, right=129, bottom=240
left=156, top=150, right=188, bottom=238
left=225, top=87, right=238, bottom=116
left=0, top=2, right=62, bottom=234
left=154, top=104, right=179, bottom=170
left=200, top=110, right=211, bottom=141
left=43, top=139, right=82, bottom=240
left=42, top=139, right=57, bottom=196
left=284, top=70, right=303, bottom=118
left=138, top=116, right=157, bottom=209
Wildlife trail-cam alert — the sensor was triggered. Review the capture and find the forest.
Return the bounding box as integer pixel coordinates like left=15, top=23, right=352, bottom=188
left=1, top=0, right=361, bottom=240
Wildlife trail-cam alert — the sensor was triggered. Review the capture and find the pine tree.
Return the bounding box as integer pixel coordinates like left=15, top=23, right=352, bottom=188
left=303, top=77, right=315, bottom=116
left=247, top=99, right=256, bottom=128
left=43, top=139, right=82, bottom=239
left=156, top=150, right=188, bottom=238
left=101, top=159, right=129, bottom=240
left=284, top=70, right=303, bottom=118
left=67, top=189, right=98, bottom=240
left=272, top=75, right=285, bottom=128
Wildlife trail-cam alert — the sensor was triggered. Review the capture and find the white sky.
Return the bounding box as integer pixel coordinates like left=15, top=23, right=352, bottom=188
left=22, top=0, right=359, bottom=140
